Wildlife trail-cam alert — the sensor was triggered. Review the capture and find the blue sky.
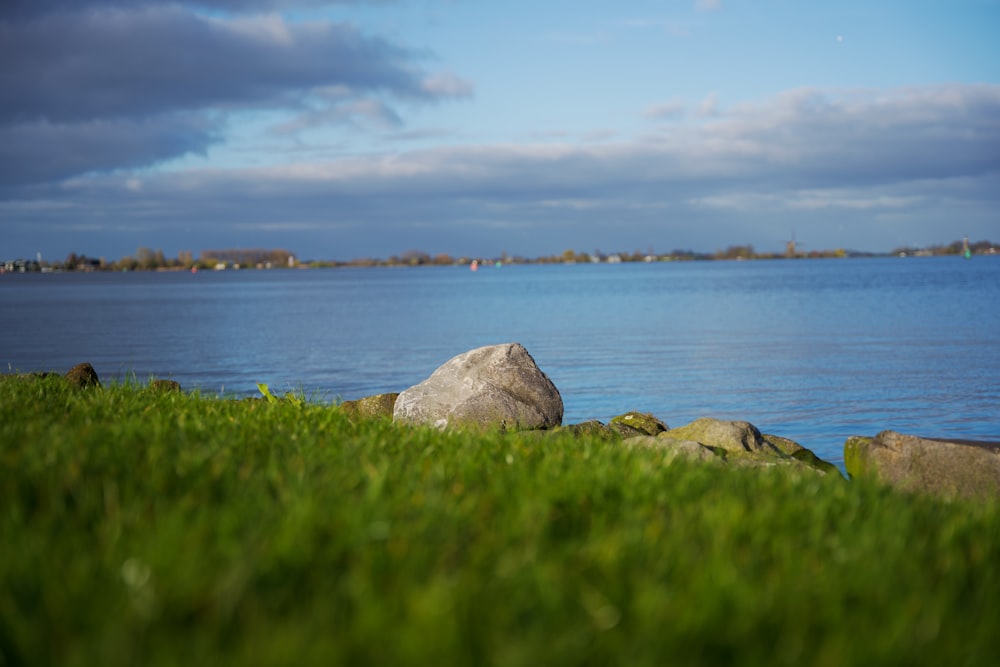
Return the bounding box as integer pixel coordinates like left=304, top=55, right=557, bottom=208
left=2, top=0, right=998, bottom=262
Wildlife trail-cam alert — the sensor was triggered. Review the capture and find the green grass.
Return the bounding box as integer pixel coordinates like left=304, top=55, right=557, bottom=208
left=2, top=376, right=998, bottom=666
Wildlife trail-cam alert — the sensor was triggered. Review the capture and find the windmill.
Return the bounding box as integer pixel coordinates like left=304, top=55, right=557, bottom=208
left=786, top=231, right=806, bottom=257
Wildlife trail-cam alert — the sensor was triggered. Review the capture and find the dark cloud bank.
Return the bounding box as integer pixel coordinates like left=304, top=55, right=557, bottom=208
left=0, top=0, right=460, bottom=186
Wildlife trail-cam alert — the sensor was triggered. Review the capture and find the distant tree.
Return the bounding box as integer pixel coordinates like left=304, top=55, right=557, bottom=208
left=135, top=247, right=157, bottom=270
left=400, top=250, right=431, bottom=266
left=717, top=245, right=755, bottom=260
left=118, top=256, right=139, bottom=271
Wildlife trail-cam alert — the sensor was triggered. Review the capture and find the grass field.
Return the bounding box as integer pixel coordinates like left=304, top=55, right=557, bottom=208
left=2, top=376, right=998, bottom=666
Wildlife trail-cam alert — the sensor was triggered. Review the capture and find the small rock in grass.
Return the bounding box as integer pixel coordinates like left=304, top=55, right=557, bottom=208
left=65, top=363, right=100, bottom=388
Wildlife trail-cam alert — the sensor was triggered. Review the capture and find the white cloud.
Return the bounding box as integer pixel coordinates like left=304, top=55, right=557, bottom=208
left=697, top=92, right=720, bottom=117
left=419, top=72, right=475, bottom=98
left=643, top=100, right=687, bottom=121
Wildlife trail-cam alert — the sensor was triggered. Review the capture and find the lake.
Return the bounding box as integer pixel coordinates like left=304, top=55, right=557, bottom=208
left=3, top=256, right=998, bottom=466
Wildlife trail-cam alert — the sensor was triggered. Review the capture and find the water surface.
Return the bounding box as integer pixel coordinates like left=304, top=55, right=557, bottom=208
left=3, top=256, right=998, bottom=466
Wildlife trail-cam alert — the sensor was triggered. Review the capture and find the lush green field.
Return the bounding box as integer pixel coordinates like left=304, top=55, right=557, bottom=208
left=2, top=376, right=998, bottom=666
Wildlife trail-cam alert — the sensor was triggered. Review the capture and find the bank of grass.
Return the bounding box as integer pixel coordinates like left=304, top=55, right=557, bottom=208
left=1, top=376, right=998, bottom=666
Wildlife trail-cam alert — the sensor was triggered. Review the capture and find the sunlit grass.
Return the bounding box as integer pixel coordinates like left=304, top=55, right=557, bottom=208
left=2, top=375, right=998, bottom=666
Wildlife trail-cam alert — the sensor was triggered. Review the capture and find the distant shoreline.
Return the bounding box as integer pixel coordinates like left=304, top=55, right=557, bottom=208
left=3, top=237, right=997, bottom=274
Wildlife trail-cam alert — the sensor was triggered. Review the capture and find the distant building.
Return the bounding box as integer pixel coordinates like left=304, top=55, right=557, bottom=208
left=2, top=258, right=42, bottom=273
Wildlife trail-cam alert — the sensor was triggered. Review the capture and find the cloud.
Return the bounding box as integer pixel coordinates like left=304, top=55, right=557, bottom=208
left=696, top=92, right=720, bottom=117
left=0, top=115, right=220, bottom=186
left=642, top=100, right=687, bottom=121
left=694, top=0, right=722, bottom=12
left=0, top=2, right=470, bottom=185
left=0, top=8, right=435, bottom=124
left=0, top=0, right=389, bottom=19
left=270, top=93, right=405, bottom=135
left=4, top=83, right=998, bottom=257
left=420, top=72, right=476, bottom=98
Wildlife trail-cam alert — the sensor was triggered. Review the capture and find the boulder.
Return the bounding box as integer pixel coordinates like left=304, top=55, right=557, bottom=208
left=557, top=420, right=621, bottom=441
left=340, top=393, right=399, bottom=421
left=65, top=362, right=100, bottom=388
left=663, top=417, right=772, bottom=454
left=764, top=433, right=841, bottom=476
left=393, top=343, right=563, bottom=431
left=844, top=431, right=1000, bottom=499
left=626, top=436, right=722, bottom=464
left=610, top=411, right=669, bottom=436
left=656, top=417, right=836, bottom=474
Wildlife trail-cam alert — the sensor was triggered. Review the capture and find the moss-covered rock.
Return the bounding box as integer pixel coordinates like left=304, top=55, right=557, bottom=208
left=340, top=393, right=400, bottom=421
left=843, top=436, right=874, bottom=480
left=765, top=433, right=841, bottom=476
left=557, top=420, right=622, bottom=441
left=654, top=417, right=837, bottom=474
left=762, top=433, right=805, bottom=456
left=626, top=435, right=723, bottom=464
left=610, top=411, right=668, bottom=436
left=664, top=417, right=768, bottom=454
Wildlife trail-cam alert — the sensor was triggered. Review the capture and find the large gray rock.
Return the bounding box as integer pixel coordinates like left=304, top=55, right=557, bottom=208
left=393, top=343, right=563, bottom=431
left=845, top=431, right=1000, bottom=499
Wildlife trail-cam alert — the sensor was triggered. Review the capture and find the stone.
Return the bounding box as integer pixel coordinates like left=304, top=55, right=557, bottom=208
left=654, top=417, right=837, bottom=474
left=844, top=431, right=1000, bottom=499
left=150, top=379, right=181, bottom=392
left=64, top=362, right=100, bottom=388
left=610, top=411, right=669, bottom=436
left=557, top=420, right=621, bottom=441
left=663, top=417, right=772, bottom=454
left=340, top=393, right=399, bottom=421
left=764, top=433, right=841, bottom=476
left=393, top=343, right=563, bottom=431
left=762, top=433, right=806, bottom=456
left=609, top=421, right=647, bottom=438
left=627, top=436, right=722, bottom=464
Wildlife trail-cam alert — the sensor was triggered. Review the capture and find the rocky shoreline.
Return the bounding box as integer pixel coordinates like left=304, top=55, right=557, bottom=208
left=18, top=348, right=1000, bottom=500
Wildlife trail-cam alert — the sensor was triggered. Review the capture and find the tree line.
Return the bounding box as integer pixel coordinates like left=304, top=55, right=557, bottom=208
left=7, top=239, right=996, bottom=273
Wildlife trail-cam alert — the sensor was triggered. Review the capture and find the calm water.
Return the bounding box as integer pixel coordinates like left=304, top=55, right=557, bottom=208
left=3, top=257, right=999, bottom=465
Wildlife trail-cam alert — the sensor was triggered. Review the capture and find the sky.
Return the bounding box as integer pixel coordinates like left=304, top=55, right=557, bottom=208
left=2, top=0, right=999, bottom=262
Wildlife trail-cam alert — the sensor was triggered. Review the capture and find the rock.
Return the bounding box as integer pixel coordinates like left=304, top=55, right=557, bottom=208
left=663, top=417, right=772, bottom=454
left=764, top=433, right=842, bottom=476
left=844, top=431, right=1000, bottom=499
left=64, top=363, right=100, bottom=388
left=654, top=417, right=837, bottom=474
left=762, top=433, right=806, bottom=456
left=557, top=420, right=621, bottom=441
left=393, top=343, right=563, bottom=431
left=150, top=379, right=181, bottom=392
left=610, top=411, right=668, bottom=436
left=627, top=436, right=722, bottom=464
left=609, top=421, right=648, bottom=438
left=340, top=393, right=399, bottom=421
